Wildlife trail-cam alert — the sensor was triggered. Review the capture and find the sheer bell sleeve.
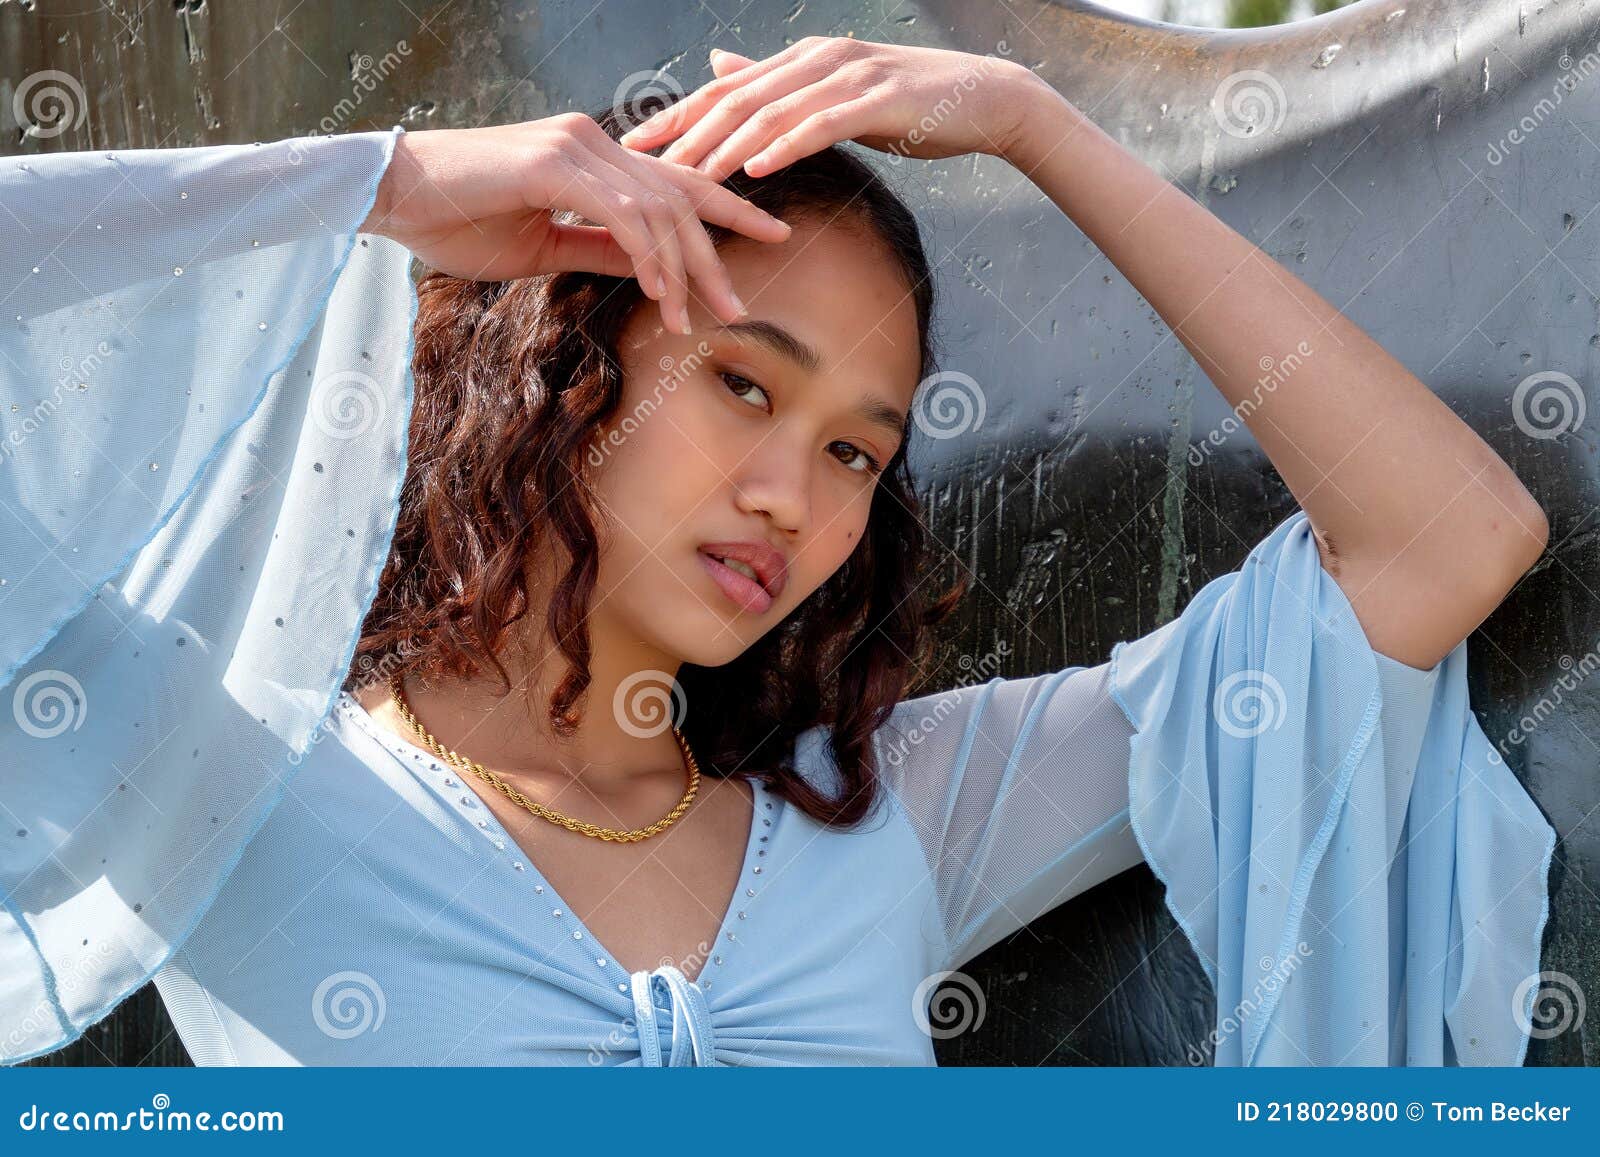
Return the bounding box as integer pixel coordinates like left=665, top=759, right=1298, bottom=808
left=875, top=509, right=1556, bottom=1066
left=0, top=128, right=416, bottom=1063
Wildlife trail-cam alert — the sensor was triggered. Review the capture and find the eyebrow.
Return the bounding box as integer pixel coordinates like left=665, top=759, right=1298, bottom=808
left=710, top=319, right=909, bottom=441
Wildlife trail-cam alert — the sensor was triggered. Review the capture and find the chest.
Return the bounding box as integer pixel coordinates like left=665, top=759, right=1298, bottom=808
left=472, top=771, right=758, bottom=984
left=172, top=722, right=949, bottom=1063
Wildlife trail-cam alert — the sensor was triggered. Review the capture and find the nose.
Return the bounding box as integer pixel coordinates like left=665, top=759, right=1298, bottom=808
left=731, top=434, right=809, bottom=535
left=629, top=964, right=716, bottom=1066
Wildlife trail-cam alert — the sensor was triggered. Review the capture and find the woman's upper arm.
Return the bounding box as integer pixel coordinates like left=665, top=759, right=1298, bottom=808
left=873, top=658, right=1146, bottom=972
left=0, top=129, right=416, bottom=1064
left=0, top=130, right=400, bottom=687
left=1308, top=492, right=1546, bottom=673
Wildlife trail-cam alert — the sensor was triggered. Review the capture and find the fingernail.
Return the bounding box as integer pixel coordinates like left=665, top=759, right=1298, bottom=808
left=729, top=291, right=746, bottom=317
left=655, top=272, right=667, bottom=297
left=709, top=47, right=725, bottom=62
left=679, top=305, right=692, bottom=334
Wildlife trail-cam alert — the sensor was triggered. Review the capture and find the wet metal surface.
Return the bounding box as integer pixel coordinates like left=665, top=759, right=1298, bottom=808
left=2, top=0, right=1592, bottom=1066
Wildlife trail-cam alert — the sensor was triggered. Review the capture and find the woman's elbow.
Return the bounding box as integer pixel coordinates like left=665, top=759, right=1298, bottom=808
left=1485, top=476, right=1549, bottom=589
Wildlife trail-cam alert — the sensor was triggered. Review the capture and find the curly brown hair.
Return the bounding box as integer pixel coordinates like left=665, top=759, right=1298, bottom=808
left=347, top=94, right=968, bottom=829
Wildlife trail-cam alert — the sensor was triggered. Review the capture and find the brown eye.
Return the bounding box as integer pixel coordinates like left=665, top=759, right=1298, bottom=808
left=719, top=371, right=769, bottom=411
left=830, top=440, right=883, bottom=476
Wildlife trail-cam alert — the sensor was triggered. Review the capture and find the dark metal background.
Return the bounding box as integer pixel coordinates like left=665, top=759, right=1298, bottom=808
left=2, top=0, right=1592, bottom=1066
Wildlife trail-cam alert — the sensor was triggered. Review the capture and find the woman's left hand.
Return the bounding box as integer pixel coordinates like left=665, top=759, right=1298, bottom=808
left=617, top=36, right=1044, bottom=181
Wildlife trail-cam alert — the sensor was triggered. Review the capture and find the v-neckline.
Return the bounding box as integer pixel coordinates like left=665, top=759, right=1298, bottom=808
left=335, top=690, right=770, bottom=992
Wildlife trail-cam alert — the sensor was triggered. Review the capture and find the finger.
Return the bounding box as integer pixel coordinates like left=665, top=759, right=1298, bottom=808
left=619, top=177, right=691, bottom=333
left=665, top=187, right=746, bottom=324
left=644, top=156, right=793, bottom=242
left=603, top=149, right=758, bottom=323
left=741, top=96, right=877, bottom=177
left=561, top=158, right=686, bottom=330
left=537, top=223, right=639, bottom=279
left=655, top=56, right=834, bottom=172
left=708, top=47, right=758, bottom=77
left=693, top=78, right=849, bottom=183
left=617, top=40, right=814, bottom=151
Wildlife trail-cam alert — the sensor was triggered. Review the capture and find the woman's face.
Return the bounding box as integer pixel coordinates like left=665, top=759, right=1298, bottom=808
left=584, top=215, right=923, bottom=670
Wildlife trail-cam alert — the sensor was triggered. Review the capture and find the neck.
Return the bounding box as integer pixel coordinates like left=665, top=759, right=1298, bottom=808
left=360, top=602, right=689, bottom=800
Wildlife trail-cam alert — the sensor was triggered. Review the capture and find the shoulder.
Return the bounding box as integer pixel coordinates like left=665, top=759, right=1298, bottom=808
left=786, top=721, right=903, bottom=833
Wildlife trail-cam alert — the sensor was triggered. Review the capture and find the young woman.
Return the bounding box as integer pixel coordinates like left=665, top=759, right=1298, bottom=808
left=0, top=37, right=1556, bottom=1067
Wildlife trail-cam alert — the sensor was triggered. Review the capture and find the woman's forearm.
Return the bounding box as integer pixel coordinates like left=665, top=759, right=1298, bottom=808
left=1001, top=76, right=1548, bottom=668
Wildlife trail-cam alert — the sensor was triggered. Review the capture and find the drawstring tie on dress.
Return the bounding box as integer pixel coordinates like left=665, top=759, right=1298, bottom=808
left=629, top=963, right=716, bottom=1066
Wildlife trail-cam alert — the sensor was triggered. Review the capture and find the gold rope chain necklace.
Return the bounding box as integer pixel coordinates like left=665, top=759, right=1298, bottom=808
left=386, top=671, right=701, bottom=843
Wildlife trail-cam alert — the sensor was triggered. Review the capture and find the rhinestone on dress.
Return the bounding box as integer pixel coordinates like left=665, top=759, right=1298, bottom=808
left=572, top=930, right=582, bottom=940
left=535, top=884, right=544, bottom=893
left=596, top=958, right=607, bottom=967
left=552, top=909, right=562, bottom=917
left=513, top=862, right=524, bottom=871
left=752, top=865, right=762, bottom=873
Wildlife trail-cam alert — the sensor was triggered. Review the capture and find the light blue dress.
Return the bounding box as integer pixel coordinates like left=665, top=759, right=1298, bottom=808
left=0, top=128, right=1557, bottom=1067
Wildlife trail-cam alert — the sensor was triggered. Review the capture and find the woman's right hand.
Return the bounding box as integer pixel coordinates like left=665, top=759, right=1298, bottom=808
left=357, top=115, right=792, bottom=334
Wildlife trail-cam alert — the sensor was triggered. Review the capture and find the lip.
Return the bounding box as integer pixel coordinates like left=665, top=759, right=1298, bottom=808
left=697, top=540, right=789, bottom=614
